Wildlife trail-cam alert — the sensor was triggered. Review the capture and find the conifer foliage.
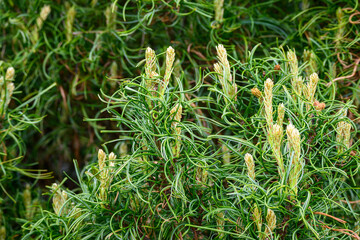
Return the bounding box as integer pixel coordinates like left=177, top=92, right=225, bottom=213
left=23, top=46, right=359, bottom=239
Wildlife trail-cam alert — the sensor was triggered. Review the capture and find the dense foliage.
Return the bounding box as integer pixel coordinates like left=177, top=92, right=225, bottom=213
left=0, top=0, right=359, bottom=239
left=23, top=46, right=360, bottom=239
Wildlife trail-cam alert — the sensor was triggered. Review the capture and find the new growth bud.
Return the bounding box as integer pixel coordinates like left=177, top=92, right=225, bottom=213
left=5, top=67, right=15, bottom=80
left=98, top=149, right=116, bottom=202
left=214, top=44, right=237, bottom=101
left=286, top=124, right=302, bottom=196
left=276, top=103, right=285, bottom=127
left=304, top=73, right=319, bottom=110
left=214, top=0, right=224, bottom=23
left=31, top=5, right=51, bottom=43
left=23, top=184, right=32, bottom=219
left=222, top=144, right=230, bottom=165
left=244, top=153, right=255, bottom=181
left=51, top=183, right=68, bottom=216
left=264, top=78, right=274, bottom=129
left=336, top=121, right=352, bottom=153
left=105, top=5, right=117, bottom=30
left=145, top=47, right=157, bottom=79
left=170, top=104, right=182, bottom=157
left=216, top=211, right=225, bottom=239
left=287, top=50, right=303, bottom=99
left=1, top=67, right=16, bottom=117
left=159, top=46, right=175, bottom=98
left=65, top=5, right=76, bottom=42
left=252, top=204, right=263, bottom=238
left=265, top=209, right=276, bottom=238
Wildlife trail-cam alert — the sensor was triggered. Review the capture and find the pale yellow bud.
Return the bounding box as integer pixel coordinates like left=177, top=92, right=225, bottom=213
left=222, top=144, right=230, bottom=165
left=244, top=153, right=255, bottom=181
left=286, top=124, right=301, bottom=160
left=166, top=46, right=175, bottom=71
left=336, top=121, right=352, bottom=152
left=98, top=149, right=106, bottom=171
left=170, top=104, right=182, bottom=125
left=5, top=67, right=15, bottom=80
left=287, top=50, right=298, bottom=76
left=216, top=44, right=232, bottom=85
left=170, top=104, right=182, bottom=157
left=5, top=82, right=15, bottom=107
left=62, top=190, right=68, bottom=200
left=110, top=61, right=118, bottom=77
left=105, top=5, right=117, bottom=30
left=272, top=124, right=283, bottom=143
left=216, top=44, right=230, bottom=70
left=146, top=47, right=155, bottom=59
left=37, top=5, right=51, bottom=29
left=304, top=73, right=319, bottom=105
left=31, top=5, right=51, bottom=43
left=23, top=184, right=32, bottom=219
left=159, top=46, right=175, bottom=97
left=310, top=72, right=319, bottom=88
left=216, top=211, right=225, bottom=238
left=108, top=152, right=116, bottom=168
left=214, top=0, right=224, bottom=23
left=264, top=79, right=274, bottom=99
left=108, top=152, right=116, bottom=160
left=23, top=184, right=31, bottom=206
left=271, top=124, right=285, bottom=178
left=265, top=209, right=276, bottom=237
left=145, top=47, right=157, bottom=93
left=145, top=47, right=156, bottom=75
left=214, top=45, right=237, bottom=101
left=40, top=5, right=51, bottom=23
left=343, top=123, right=351, bottom=148
left=65, top=5, right=76, bottom=42
left=287, top=50, right=297, bottom=65
left=51, top=183, right=68, bottom=216
left=196, top=167, right=208, bottom=185
left=336, top=7, right=345, bottom=47
left=286, top=123, right=302, bottom=197
left=7, top=82, right=15, bottom=94
left=264, top=78, right=274, bottom=128
left=253, top=204, right=262, bottom=235
left=287, top=50, right=303, bottom=100
left=293, top=76, right=303, bottom=96
left=214, top=62, right=222, bottom=75
left=276, top=103, right=285, bottom=127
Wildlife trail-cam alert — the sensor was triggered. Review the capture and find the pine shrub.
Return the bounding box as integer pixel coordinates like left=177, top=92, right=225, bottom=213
left=22, top=45, right=360, bottom=239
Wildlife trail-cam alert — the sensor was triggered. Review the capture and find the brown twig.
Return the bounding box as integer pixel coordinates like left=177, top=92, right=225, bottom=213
left=318, top=220, right=360, bottom=240
left=340, top=200, right=360, bottom=204
left=314, top=211, right=347, bottom=224
left=349, top=11, right=360, bottom=24
left=326, top=58, right=360, bottom=87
